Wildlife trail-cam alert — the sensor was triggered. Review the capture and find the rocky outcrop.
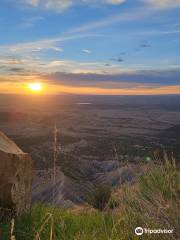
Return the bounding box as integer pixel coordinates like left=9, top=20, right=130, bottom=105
left=0, top=131, right=32, bottom=215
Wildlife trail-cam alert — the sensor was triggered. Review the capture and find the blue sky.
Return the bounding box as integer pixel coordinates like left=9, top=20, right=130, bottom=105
left=0, top=0, right=180, bottom=94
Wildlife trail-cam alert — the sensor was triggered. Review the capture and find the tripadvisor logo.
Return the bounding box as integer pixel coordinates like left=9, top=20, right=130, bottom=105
left=135, top=227, right=174, bottom=236
left=135, top=227, right=143, bottom=236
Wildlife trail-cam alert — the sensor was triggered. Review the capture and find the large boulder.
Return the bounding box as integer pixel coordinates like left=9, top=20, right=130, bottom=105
left=0, top=131, right=32, bottom=215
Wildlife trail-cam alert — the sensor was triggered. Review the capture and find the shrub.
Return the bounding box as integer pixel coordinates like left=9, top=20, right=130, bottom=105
left=88, top=185, right=112, bottom=211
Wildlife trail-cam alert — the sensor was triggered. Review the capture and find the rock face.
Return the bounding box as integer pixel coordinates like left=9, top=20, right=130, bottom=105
left=0, top=131, right=32, bottom=215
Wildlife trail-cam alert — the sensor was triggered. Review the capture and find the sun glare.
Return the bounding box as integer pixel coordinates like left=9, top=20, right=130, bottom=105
left=28, top=83, right=43, bottom=92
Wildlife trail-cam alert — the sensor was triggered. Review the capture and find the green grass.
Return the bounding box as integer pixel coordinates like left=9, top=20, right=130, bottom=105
left=109, top=155, right=180, bottom=240
left=1, top=205, right=119, bottom=240
left=0, top=156, right=179, bottom=240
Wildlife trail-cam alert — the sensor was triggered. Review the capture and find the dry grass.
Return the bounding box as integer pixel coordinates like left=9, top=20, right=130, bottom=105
left=34, top=213, right=54, bottom=240
left=109, top=153, right=179, bottom=239
left=10, top=219, right=15, bottom=240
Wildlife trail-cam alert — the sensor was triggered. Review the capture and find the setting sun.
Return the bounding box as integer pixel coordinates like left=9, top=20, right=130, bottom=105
left=28, top=83, right=43, bottom=92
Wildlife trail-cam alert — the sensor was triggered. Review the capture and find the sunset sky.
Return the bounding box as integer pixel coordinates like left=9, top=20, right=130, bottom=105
left=0, top=0, right=180, bottom=95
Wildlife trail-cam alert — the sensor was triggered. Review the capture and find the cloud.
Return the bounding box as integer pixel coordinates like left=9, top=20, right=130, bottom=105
left=140, top=40, right=151, bottom=48
left=23, top=0, right=126, bottom=12
left=25, top=0, right=38, bottom=6
left=0, top=40, right=64, bottom=54
left=111, top=57, right=124, bottom=62
left=1, top=49, right=180, bottom=80
left=10, top=67, right=25, bottom=72
left=69, top=7, right=146, bottom=34
left=0, top=54, right=124, bottom=76
left=82, top=49, right=92, bottom=54
left=24, top=0, right=180, bottom=11
left=44, top=0, right=73, bottom=12
left=0, top=33, right=101, bottom=57
left=24, top=0, right=73, bottom=11
left=48, top=69, right=180, bottom=87
left=20, top=16, right=44, bottom=28
left=105, top=0, right=125, bottom=4
left=6, top=69, right=171, bottom=95
left=22, top=0, right=180, bottom=12
left=142, top=0, right=180, bottom=8
left=43, top=59, right=124, bottom=74
left=10, top=68, right=177, bottom=94
left=1, top=59, right=180, bottom=94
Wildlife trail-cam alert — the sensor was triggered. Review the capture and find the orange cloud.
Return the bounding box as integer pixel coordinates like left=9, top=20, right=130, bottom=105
left=1, top=80, right=180, bottom=95
left=1, top=72, right=180, bottom=95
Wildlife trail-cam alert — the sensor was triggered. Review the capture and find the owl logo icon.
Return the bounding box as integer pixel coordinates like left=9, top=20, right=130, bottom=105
left=135, top=227, right=144, bottom=236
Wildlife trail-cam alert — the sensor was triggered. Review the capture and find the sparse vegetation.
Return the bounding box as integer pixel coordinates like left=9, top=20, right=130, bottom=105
left=0, top=155, right=179, bottom=240
left=109, top=154, right=180, bottom=239
left=88, top=185, right=112, bottom=211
